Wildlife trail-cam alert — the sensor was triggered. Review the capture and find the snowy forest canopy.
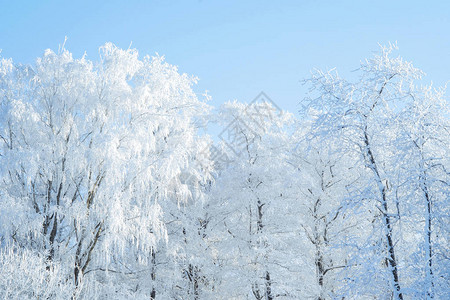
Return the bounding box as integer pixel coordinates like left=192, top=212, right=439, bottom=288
left=0, top=43, right=448, bottom=300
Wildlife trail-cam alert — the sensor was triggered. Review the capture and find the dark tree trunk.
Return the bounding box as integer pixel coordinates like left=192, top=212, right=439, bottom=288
left=265, top=271, right=273, bottom=300
left=150, top=249, right=156, bottom=299
left=364, top=130, right=403, bottom=300
left=422, top=174, right=434, bottom=299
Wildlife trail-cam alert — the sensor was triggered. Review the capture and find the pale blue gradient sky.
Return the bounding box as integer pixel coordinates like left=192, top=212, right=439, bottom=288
left=1, top=0, right=449, bottom=113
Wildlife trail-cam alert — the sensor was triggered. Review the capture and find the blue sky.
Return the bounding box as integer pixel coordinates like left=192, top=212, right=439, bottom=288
left=1, top=0, right=449, bottom=113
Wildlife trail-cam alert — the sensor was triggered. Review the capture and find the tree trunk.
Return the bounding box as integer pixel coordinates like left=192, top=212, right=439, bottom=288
left=188, top=264, right=199, bottom=300
left=421, top=172, right=434, bottom=299
left=316, top=247, right=325, bottom=300
left=150, top=249, right=156, bottom=299
left=364, top=130, right=403, bottom=300
left=265, top=271, right=273, bottom=300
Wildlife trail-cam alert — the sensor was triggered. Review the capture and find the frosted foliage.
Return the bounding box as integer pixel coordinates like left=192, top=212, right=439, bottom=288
left=303, top=44, right=449, bottom=300
left=0, top=43, right=210, bottom=297
left=0, top=246, right=75, bottom=299
left=0, top=44, right=448, bottom=299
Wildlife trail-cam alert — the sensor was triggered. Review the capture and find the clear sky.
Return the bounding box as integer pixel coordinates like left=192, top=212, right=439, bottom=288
left=1, top=0, right=449, bottom=113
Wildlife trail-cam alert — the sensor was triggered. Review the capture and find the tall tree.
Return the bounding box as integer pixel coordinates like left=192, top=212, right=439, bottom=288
left=302, top=44, right=427, bottom=299
left=0, top=43, right=210, bottom=298
left=395, top=84, right=450, bottom=298
left=287, top=138, right=361, bottom=300
left=208, top=101, right=308, bottom=299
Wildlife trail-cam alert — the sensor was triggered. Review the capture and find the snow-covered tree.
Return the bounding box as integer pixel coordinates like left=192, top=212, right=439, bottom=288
left=0, top=43, right=210, bottom=298
left=287, top=136, right=362, bottom=300
left=206, top=101, right=309, bottom=299
left=394, top=83, right=450, bottom=298
left=302, top=44, right=449, bottom=299
left=0, top=42, right=448, bottom=299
